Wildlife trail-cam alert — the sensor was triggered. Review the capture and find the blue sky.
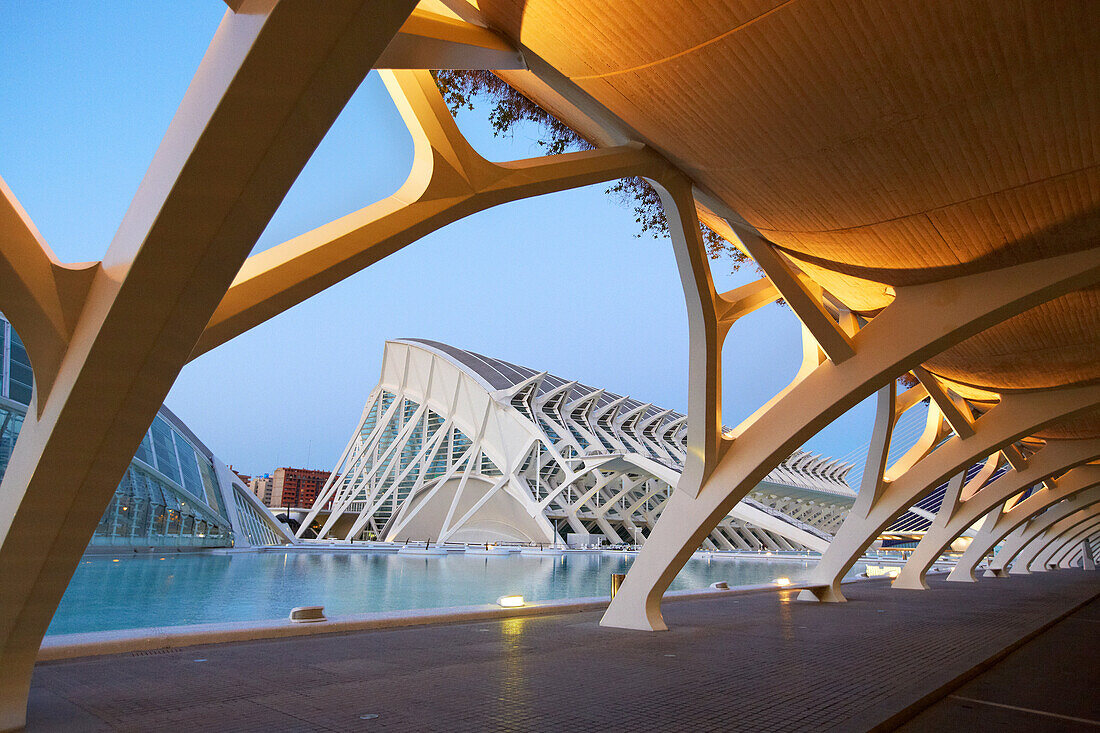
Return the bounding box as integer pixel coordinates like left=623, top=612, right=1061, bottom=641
left=1, top=2, right=877, bottom=477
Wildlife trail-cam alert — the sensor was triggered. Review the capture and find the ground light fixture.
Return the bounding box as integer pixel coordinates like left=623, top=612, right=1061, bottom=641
left=774, top=577, right=792, bottom=586
left=497, top=595, right=525, bottom=608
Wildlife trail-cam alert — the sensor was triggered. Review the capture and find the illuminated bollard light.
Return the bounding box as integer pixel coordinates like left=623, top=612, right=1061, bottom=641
left=610, top=573, right=626, bottom=599
left=289, top=605, right=326, bottom=623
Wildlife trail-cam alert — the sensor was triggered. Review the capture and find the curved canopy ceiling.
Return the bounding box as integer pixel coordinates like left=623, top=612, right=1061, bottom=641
left=477, top=0, right=1100, bottom=436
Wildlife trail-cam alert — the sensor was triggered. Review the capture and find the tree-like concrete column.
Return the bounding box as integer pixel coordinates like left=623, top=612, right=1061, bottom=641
left=1014, top=509, right=1100, bottom=574
left=191, top=69, right=671, bottom=359
left=601, top=244, right=1100, bottom=630
left=951, top=481, right=1100, bottom=581
left=797, top=384, right=1100, bottom=603
left=0, top=2, right=420, bottom=729
left=893, top=447, right=1100, bottom=590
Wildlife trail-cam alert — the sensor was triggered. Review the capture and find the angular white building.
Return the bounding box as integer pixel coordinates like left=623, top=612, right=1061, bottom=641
left=300, top=340, right=856, bottom=551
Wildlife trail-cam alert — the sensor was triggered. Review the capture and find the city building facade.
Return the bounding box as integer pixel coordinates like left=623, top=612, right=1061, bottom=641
left=249, top=474, right=277, bottom=507
left=275, top=467, right=332, bottom=510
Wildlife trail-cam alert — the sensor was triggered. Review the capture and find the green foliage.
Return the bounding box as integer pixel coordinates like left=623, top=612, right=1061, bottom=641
left=432, top=70, right=755, bottom=274
left=433, top=70, right=591, bottom=156
left=605, top=177, right=754, bottom=272
left=897, top=373, right=921, bottom=389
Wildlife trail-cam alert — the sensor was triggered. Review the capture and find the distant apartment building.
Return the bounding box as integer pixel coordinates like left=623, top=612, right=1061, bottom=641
left=249, top=474, right=277, bottom=507
left=274, top=467, right=332, bottom=509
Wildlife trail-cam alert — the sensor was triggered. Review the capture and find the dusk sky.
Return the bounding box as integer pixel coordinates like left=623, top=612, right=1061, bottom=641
left=1, top=2, right=882, bottom=477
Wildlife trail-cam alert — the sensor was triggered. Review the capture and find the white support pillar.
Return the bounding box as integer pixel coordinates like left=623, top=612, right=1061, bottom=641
left=952, top=480, right=1100, bottom=580
left=1023, top=510, right=1100, bottom=572
left=0, top=3, right=420, bottom=728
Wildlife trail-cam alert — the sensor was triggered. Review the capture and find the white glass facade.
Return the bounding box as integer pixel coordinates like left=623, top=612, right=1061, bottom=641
left=0, top=313, right=289, bottom=551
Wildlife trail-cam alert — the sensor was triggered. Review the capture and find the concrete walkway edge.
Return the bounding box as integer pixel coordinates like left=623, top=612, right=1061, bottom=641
left=857, top=584, right=1100, bottom=731
left=38, top=577, right=885, bottom=662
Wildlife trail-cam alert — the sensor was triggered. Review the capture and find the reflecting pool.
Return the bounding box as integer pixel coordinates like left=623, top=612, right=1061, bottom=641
left=48, top=550, right=865, bottom=636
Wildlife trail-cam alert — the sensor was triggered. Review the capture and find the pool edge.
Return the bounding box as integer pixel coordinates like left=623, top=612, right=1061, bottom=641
left=38, top=576, right=888, bottom=662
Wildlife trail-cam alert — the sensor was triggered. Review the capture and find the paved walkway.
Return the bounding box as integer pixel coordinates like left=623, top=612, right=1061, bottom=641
left=27, top=571, right=1100, bottom=732
left=901, top=594, right=1100, bottom=731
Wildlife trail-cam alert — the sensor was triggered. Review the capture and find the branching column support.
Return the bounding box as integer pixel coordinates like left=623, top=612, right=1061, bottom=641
left=0, top=2, right=420, bottom=729
left=1044, top=512, right=1100, bottom=569
left=1013, top=508, right=1100, bottom=573
left=0, top=179, right=97, bottom=414
left=799, top=382, right=1100, bottom=603
left=950, top=468, right=1100, bottom=580
left=645, top=172, right=785, bottom=497
left=894, top=441, right=1100, bottom=589
left=980, top=522, right=1022, bottom=578
left=601, top=240, right=1100, bottom=630
left=192, top=69, right=671, bottom=358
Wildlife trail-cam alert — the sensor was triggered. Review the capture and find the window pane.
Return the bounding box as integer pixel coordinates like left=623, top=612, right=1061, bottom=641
left=150, top=416, right=181, bottom=484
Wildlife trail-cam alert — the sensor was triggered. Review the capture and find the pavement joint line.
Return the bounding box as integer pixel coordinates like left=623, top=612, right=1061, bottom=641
left=862, top=585, right=1100, bottom=732
left=947, top=695, right=1100, bottom=726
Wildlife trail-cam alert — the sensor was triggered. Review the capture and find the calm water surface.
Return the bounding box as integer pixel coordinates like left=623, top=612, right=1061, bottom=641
left=48, top=550, right=863, bottom=635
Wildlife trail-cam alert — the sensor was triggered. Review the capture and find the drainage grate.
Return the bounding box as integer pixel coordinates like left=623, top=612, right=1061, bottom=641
left=130, top=648, right=179, bottom=657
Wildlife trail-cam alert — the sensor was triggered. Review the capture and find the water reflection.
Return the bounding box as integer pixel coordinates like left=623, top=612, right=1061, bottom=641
left=49, top=551, right=865, bottom=636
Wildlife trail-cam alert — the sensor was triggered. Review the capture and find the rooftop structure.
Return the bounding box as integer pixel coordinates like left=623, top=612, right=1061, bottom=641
left=301, top=340, right=855, bottom=551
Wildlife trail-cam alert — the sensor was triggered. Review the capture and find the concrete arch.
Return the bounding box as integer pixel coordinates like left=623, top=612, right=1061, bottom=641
left=794, top=383, right=1100, bottom=604
left=1013, top=509, right=1100, bottom=574
left=0, top=4, right=1097, bottom=729
left=892, top=447, right=1100, bottom=590
left=952, top=481, right=1100, bottom=581
left=602, top=245, right=1100, bottom=630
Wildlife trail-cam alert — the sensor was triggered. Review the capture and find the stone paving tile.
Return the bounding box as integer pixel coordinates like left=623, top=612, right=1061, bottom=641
left=950, top=616, right=1100, bottom=721
left=901, top=597, right=1100, bottom=732
left=901, top=696, right=1086, bottom=733
left=28, top=572, right=1100, bottom=732
left=23, top=688, right=107, bottom=733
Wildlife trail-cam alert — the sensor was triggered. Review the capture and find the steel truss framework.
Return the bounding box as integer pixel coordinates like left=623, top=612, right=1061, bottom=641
left=299, top=340, right=854, bottom=551
left=0, top=2, right=1097, bottom=729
